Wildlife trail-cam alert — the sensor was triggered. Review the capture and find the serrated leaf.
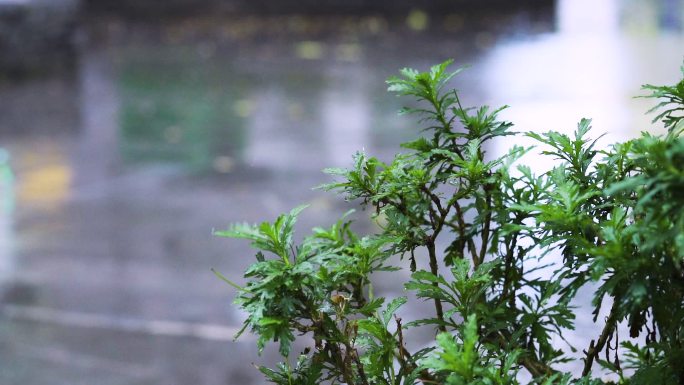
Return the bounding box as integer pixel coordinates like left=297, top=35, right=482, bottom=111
left=382, top=296, right=407, bottom=327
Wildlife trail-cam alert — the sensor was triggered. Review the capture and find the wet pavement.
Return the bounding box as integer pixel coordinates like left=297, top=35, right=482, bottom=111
left=0, top=1, right=683, bottom=384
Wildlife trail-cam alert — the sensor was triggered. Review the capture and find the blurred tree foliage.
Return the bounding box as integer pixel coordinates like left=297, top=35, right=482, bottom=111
left=216, top=60, right=684, bottom=384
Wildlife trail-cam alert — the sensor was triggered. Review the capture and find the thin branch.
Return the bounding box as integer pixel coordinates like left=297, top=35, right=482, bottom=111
left=521, top=356, right=555, bottom=378
left=427, top=241, right=447, bottom=332
left=421, top=186, right=446, bottom=217
left=327, top=342, right=354, bottom=385
left=582, top=300, right=619, bottom=376
left=452, top=200, right=480, bottom=266
left=492, top=330, right=555, bottom=378
left=378, top=196, right=429, bottom=240
left=395, top=316, right=437, bottom=385
left=478, top=184, right=493, bottom=266
left=500, top=235, right=518, bottom=306
left=351, top=349, right=369, bottom=385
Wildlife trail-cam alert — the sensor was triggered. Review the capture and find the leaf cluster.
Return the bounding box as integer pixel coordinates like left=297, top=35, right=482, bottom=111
left=216, top=61, right=684, bottom=385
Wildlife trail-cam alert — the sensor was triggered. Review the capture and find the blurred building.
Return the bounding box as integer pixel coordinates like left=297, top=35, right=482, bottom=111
left=83, top=0, right=554, bottom=15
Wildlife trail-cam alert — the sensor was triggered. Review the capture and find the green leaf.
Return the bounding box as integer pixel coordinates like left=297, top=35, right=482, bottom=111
left=382, top=296, right=407, bottom=327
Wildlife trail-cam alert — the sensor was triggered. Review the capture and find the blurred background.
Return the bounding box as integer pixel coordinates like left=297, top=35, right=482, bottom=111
left=0, top=0, right=682, bottom=384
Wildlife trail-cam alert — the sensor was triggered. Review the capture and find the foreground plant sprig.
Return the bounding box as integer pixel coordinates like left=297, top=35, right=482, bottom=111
left=215, top=60, right=684, bottom=385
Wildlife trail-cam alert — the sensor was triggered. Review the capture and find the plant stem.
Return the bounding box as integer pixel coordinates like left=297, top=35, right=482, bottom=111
left=329, top=342, right=355, bottom=385
left=427, top=240, right=447, bottom=332
left=478, top=184, right=493, bottom=265
left=395, top=316, right=437, bottom=385
left=352, top=348, right=370, bottom=385
left=211, top=268, right=244, bottom=291
left=452, top=200, right=480, bottom=267
left=582, top=300, right=619, bottom=376
left=500, top=236, right=518, bottom=305
left=490, top=327, right=556, bottom=378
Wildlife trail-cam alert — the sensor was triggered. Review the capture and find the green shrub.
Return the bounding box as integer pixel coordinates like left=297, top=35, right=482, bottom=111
left=215, top=60, right=684, bottom=385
